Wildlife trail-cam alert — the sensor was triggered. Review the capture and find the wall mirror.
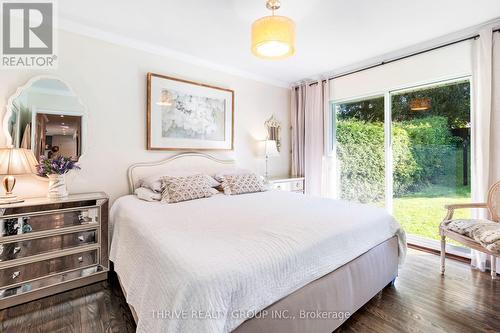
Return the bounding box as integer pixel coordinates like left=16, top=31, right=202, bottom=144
left=3, top=76, right=86, bottom=162
left=265, top=115, right=281, bottom=152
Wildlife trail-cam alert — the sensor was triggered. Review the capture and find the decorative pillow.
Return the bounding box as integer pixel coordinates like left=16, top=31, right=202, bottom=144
left=161, top=174, right=215, bottom=203
left=140, top=173, right=220, bottom=193
left=218, top=173, right=267, bottom=195
left=215, top=168, right=252, bottom=180
left=135, top=187, right=162, bottom=202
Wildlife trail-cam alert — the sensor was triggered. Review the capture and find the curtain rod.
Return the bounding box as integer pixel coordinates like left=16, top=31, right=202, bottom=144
left=307, top=28, right=500, bottom=87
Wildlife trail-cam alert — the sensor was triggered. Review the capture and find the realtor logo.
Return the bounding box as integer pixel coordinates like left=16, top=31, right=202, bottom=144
left=1, top=0, right=57, bottom=68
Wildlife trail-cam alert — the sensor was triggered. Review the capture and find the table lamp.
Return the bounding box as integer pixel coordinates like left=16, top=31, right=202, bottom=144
left=0, top=147, right=38, bottom=203
left=264, top=140, right=280, bottom=179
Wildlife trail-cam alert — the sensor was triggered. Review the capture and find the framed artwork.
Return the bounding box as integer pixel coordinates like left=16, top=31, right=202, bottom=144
left=147, top=72, right=234, bottom=150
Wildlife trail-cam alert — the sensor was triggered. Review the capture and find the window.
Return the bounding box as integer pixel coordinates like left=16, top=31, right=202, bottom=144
left=332, top=96, right=385, bottom=206
left=330, top=78, right=471, bottom=248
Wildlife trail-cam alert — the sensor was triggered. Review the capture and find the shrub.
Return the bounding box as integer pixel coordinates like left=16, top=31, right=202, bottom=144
left=398, top=116, right=455, bottom=188
left=336, top=116, right=455, bottom=202
left=336, top=120, right=385, bottom=203
left=392, top=125, right=418, bottom=195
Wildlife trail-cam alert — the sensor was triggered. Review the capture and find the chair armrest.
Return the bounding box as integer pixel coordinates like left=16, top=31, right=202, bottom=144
left=441, top=203, right=489, bottom=228
left=444, top=203, right=488, bottom=210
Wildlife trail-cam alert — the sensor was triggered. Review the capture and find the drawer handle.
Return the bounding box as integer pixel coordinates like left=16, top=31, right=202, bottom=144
left=12, top=271, right=20, bottom=279
left=78, top=235, right=85, bottom=242
left=13, top=246, right=21, bottom=255
left=78, top=214, right=92, bottom=224
left=78, top=256, right=84, bottom=263
left=276, top=185, right=282, bottom=190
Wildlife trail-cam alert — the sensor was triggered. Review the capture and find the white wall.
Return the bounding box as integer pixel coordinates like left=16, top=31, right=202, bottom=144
left=51, top=135, right=77, bottom=157
left=0, top=30, right=291, bottom=202
left=330, top=41, right=473, bottom=100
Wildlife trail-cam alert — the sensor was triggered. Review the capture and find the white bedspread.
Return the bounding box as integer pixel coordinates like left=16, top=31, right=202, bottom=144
left=110, top=191, right=406, bottom=333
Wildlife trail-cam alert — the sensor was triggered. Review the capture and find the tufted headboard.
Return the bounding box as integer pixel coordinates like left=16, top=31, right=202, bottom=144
left=127, top=152, right=236, bottom=193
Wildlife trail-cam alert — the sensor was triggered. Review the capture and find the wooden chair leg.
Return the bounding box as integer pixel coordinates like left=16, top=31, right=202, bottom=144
left=492, top=255, right=497, bottom=279
left=440, top=235, right=446, bottom=275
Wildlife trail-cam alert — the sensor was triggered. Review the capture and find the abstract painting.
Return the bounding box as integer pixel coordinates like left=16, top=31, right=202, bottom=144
left=147, top=73, right=234, bottom=150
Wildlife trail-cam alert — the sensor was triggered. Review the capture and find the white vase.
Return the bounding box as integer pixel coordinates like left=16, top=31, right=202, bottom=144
left=47, top=174, right=68, bottom=199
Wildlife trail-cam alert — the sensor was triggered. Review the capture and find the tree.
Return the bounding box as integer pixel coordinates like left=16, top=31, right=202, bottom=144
left=336, top=81, right=470, bottom=129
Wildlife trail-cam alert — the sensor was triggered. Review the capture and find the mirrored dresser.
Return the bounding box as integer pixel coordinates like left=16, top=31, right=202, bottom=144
left=0, top=192, right=108, bottom=309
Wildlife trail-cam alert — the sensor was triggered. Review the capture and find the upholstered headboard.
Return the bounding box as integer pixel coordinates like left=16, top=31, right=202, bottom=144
left=127, top=152, right=236, bottom=193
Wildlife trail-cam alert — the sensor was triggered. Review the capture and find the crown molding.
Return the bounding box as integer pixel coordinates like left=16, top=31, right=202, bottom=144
left=58, top=18, right=291, bottom=89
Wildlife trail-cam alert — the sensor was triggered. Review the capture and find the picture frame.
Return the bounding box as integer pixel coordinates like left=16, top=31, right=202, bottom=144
left=147, top=72, right=234, bottom=150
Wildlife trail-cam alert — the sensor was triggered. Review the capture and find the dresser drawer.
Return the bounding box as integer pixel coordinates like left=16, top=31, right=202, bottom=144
left=0, top=249, right=98, bottom=287
left=0, top=230, right=97, bottom=262
left=0, top=208, right=99, bottom=237
left=272, top=180, right=304, bottom=192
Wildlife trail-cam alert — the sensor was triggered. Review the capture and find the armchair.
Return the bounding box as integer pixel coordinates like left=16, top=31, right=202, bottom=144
left=439, top=181, right=500, bottom=279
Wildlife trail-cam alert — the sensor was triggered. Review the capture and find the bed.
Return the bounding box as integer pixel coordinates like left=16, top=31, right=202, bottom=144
left=110, top=153, right=406, bottom=333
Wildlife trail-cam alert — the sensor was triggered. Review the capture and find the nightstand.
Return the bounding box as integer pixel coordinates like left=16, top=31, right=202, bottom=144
left=0, top=192, right=109, bottom=309
left=268, top=176, right=305, bottom=193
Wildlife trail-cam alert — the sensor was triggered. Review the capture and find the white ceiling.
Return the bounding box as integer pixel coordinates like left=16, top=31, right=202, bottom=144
left=59, top=0, right=500, bottom=86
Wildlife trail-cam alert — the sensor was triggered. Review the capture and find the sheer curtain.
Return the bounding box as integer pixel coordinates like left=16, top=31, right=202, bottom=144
left=471, top=28, right=500, bottom=273
left=290, top=80, right=330, bottom=195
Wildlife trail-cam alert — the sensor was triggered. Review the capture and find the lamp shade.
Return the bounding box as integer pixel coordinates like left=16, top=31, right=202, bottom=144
left=410, top=98, right=431, bottom=111
left=0, top=148, right=38, bottom=175
left=251, top=15, right=295, bottom=59
left=265, top=140, right=280, bottom=157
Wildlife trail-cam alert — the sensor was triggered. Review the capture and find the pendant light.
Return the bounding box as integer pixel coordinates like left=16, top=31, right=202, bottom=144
left=251, top=0, right=295, bottom=60
left=410, top=98, right=431, bottom=111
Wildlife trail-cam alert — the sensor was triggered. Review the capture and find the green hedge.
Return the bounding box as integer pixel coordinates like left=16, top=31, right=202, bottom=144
left=398, top=117, right=455, bottom=187
left=336, top=119, right=385, bottom=203
left=336, top=116, right=455, bottom=203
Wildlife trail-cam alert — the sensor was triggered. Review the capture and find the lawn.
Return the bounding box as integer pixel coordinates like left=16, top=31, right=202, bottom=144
left=393, top=184, right=471, bottom=242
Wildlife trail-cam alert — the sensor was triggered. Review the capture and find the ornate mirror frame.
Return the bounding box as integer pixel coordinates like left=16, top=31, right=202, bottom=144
left=3, top=75, right=88, bottom=161
left=265, top=115, right=281, bottom=152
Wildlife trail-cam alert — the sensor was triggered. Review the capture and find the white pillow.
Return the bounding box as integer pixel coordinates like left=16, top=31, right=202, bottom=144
left=135, top=187, right=162, bottom=202
left=139, top=173, right=220, bottom=193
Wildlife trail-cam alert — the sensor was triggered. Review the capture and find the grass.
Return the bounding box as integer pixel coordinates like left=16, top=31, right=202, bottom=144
left=394, top=145, right=471, bottom=242
left=394, top=184, right=471, bottom=242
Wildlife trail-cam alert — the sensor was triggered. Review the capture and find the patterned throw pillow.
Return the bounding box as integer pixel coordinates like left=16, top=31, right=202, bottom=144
left=161, top=174, right=215, bottom=203
left=218, top=173, right=266, bottom=195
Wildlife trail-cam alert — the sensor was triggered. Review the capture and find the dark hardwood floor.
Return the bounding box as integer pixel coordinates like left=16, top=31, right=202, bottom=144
left=1, top=249, right=498, bottom=333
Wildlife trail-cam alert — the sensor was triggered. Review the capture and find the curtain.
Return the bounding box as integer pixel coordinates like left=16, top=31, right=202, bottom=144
left=290, top=80, right=330, bottom=195
left=290, top=85, right=306, bottom=177
left=471, top=28, right=500, bottom=273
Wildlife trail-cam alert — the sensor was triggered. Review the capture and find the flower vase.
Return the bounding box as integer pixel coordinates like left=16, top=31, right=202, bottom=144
left=47, top=174, right=68, bottom=199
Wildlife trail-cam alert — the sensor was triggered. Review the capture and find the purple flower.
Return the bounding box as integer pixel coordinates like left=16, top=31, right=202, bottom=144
left=37, top=155, right=81, bottom=177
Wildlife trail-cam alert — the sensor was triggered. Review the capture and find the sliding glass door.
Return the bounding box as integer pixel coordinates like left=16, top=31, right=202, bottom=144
left=331, top=78, right=471, bottom=248
left=391, top=80, right=471, bottom=244
left=332, top=96, right=385, bottom=206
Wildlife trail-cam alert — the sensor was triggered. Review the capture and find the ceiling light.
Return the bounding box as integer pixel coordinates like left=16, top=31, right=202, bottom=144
left=410, top=98, right=431, bottom=111
left=251, top=0, right=295, bottom=60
